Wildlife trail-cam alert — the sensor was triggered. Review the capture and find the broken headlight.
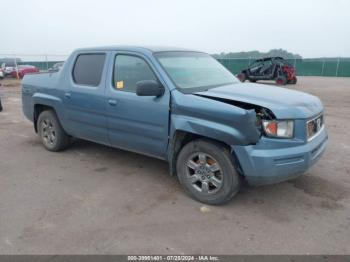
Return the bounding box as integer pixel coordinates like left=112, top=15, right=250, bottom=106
left=262, top=120, right=294, bottom=138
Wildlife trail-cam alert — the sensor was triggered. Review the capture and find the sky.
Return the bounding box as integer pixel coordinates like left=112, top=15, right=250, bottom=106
left=0, top=0, right=349, bottom=58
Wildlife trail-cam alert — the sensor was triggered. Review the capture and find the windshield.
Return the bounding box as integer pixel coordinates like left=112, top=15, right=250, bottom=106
left=154, top=51, right=239, bottom=92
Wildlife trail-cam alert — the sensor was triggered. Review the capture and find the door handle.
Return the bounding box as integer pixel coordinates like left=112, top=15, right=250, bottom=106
left=108, top=99, right=117, bottom=106
left=64, top=92, right=71, bottom=99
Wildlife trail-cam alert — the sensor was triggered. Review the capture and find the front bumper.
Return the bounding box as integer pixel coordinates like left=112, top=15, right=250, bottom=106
left=232, top=127, right=328, bottom=186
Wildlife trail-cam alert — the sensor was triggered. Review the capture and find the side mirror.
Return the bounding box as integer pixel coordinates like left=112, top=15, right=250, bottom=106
left=136, top=80, right=165, bottom=97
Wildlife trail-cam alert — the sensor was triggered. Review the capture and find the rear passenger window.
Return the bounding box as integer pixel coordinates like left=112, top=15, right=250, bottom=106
left=113, top=55, right=157, bottom=92
left=73, top=54, right=106, bottom=86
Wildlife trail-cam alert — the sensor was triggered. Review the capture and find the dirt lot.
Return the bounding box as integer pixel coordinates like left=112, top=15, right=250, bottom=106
left=0, top=77, right=349, bottom=254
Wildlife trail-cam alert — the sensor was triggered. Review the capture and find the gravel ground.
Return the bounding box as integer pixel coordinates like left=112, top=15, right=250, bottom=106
left=0, top=77, right=349, bottom=254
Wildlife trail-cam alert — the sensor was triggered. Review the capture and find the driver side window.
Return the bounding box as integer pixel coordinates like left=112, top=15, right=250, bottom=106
left=113, top=55, right=157, bottom=93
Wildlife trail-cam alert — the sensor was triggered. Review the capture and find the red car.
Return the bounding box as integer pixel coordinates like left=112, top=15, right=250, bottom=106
left=11, top=65, right=39, bottom=78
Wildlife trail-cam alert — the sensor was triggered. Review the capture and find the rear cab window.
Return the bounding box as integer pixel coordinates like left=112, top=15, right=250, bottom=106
left=72, top=53, right=106, bottom=86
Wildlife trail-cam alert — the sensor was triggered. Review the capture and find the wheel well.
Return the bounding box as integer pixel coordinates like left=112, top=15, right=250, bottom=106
left=169, top=130, right=243, bottom=177
left=33, top=104, right=54, bottom=133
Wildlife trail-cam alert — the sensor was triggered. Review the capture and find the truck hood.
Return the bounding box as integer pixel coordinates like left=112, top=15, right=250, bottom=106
left=195, top=83, right=323, bottom=119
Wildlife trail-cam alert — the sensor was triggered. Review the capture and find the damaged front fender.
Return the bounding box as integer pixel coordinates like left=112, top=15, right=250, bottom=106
left=170, top=90, right=261, bottom=146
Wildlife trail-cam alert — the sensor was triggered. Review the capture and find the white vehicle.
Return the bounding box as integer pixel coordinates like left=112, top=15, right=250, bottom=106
left=1, top=61, right=17, bottom=76
left=4, top=66, right=16, bottom=75
left=0, top=69, right=4, bottom=79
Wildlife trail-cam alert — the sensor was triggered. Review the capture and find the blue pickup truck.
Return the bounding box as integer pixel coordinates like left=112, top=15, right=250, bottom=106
left=22, top=46, right=327, bottom=204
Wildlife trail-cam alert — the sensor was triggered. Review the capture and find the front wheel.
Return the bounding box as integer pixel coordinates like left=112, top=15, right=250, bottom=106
left=276, top=75, right=287, bottom=85
left=37, top=110, right=71, bottom=152
left=176, top=139, right=241, bottom=205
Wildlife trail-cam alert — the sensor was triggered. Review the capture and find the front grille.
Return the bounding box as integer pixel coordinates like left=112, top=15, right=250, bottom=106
left=307, top=114, right=324, bottom=140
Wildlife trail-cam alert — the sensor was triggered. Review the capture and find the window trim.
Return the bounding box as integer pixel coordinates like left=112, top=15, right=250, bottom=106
left=72, top=52, right=106, bottom=87
left=111, top=53, right=160, bottom=93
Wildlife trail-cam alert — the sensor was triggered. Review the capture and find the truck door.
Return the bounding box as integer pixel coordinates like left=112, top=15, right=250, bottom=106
left=106, top=52, right=170, bottom=159
left=64, top=52, right=109, bottom=145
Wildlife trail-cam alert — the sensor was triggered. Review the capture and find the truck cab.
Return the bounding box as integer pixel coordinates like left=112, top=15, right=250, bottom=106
left=22, top=46, right=327, bottom=204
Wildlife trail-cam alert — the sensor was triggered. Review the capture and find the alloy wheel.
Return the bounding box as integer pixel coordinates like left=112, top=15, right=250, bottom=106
left=185, top=152, right=223, bottom=194
left=41, top=119, right=57, bottom=147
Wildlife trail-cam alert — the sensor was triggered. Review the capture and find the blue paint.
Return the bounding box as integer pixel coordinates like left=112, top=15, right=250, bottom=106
left=22, top=46, right=327, bottom=185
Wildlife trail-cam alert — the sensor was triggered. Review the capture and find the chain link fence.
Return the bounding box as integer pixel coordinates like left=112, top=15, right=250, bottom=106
left=217, top=58, right=350, bottom=77
left=0, top=55, right=67, bottom=76
left=1, top=54, right=349, bottom=77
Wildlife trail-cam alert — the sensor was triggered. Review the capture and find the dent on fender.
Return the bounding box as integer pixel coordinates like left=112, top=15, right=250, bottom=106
left=171, top=92, right=261, bottom=146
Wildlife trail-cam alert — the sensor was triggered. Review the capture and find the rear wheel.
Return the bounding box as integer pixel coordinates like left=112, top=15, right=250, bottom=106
left=37, top=110, right=71, bottom=152
left=276, top=75, right=287, bottom=85
left=176, top=139, right=241, bottom=205
left=289, top=76, right=297, bottom=84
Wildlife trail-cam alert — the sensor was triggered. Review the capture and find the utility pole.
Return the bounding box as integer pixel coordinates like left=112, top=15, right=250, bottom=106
left=321, top=59, right=325, bottom=76
left=13, top=55, right=19, bottom=80
left=45, top=55, right=49, bottom=71
left=335, top=57, right=340, bottom=77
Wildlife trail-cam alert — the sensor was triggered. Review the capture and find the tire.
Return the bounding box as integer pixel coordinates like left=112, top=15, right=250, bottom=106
left=276, top=75, right=287, bottom=85
left=37, top=110, right=71, bottom=152
left=237, top=73, right=246, bottom=82
left=176, top=139, right=241, bottom=205
left=249, top=79, right=257, bottom=83
left=289, top=76, right=297, bottom=84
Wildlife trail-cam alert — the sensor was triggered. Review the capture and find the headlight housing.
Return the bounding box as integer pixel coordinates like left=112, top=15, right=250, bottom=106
left=262, top=120, right=294, bottom=138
